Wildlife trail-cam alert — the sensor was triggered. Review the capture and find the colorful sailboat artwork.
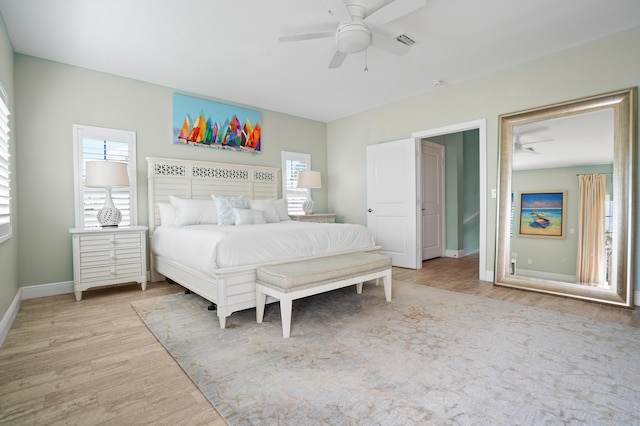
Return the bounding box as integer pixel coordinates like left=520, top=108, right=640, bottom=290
left=173, top=94, right=262, bottom=152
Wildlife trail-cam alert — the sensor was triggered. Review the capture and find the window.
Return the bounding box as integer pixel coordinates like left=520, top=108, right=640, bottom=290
left=0, top=84, right=11, bottom=243
left=281, top=151, right=310, bottom=214
left=604, top=195, right=613, bottom=285
left=73, top=125, right=137, bottom=228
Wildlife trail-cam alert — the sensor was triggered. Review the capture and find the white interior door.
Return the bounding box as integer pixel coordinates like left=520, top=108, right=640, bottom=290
left=421, top=141, right=445, bottom=260
left=366, top=138, right=420, bottom=269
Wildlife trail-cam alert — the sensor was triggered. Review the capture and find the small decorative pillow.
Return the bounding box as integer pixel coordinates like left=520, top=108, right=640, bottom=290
left=274, top=198, right=291, bottom=221
left=169, top=196, right=218, bottom=226
left=213, top=195, right=249, bottom=226
left=157, top=202, right=176, bottom=226
left=233, top=208, right=267, bottom=225
left=248, top=199, right=280, bottom=223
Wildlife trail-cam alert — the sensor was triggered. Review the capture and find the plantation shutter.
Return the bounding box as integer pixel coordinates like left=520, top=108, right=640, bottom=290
left=81, top=138, right=131, bottom=227
left=73, top=125, right=137, bottom=228
left=282, top=152, right=310, bottom=214
left=0, top=86, right=11, bottom=242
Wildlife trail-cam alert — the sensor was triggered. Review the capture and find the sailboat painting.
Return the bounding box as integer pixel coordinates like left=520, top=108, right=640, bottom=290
left=518, top=191, right=566, bottom=238
left=172, top=93, right=261, bottom=152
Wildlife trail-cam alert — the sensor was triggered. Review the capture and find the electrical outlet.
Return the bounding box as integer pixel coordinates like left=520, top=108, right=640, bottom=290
left=527, top=259, right=532, bottom=265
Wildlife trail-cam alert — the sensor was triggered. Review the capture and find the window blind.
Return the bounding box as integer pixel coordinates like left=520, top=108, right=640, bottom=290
left=81, top=137, right=131, bottom=228
left=73, top=125, right=137, bottom=229
left=0, top=86, right=11, bottom=242
left=282, top=153, right=310, bottom=214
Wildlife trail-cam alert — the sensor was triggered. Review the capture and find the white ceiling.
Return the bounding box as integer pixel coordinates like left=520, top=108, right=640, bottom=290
left=512, top=109, right=614, bottom=171
left=1, top=0, right=640, bottom=123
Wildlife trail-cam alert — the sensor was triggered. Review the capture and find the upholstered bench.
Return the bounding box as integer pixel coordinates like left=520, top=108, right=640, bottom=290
left=255, top=251, right=392, bottom=338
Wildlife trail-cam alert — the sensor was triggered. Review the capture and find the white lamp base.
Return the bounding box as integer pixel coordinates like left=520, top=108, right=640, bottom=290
left=302, top=199, right=315, bottom=215
left=97, top=187, right=123, bottom=226
left=97, top=207, right=122, bottom=227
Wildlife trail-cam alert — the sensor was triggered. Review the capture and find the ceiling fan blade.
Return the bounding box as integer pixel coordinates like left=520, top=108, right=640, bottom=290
left=279, top=31, right=335, bottom=43
left=514, top=126, right=549, bottom=137
left=324, top=0, right=352, bottom=24
left=519, top=138, right=554, bottom=146
left=371, top=32, right=410, bottom=56
left=328, top=50, right=347, bottom=69
left=365, top=0, right=427, bottom=27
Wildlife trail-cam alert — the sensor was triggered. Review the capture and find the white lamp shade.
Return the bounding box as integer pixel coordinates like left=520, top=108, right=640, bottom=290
left=297, top=170, right=322, bottom=189
left=85, top=161, right=130, bottom=188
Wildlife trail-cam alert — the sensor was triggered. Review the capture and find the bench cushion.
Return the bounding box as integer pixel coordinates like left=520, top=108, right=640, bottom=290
left=256, top=252, right=391, bottom=292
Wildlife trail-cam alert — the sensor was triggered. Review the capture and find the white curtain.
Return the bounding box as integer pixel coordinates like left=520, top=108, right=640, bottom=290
left=576, top=173, right=606, bottom=286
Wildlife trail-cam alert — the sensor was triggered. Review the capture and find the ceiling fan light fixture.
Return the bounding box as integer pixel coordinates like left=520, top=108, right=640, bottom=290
left=336, top=23, right=371, bottom=53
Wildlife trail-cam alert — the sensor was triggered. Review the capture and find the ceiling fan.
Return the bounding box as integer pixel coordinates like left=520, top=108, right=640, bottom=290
left=513, top=137, right=554, bottom=155
left=278, top=0, right=427, bottom=69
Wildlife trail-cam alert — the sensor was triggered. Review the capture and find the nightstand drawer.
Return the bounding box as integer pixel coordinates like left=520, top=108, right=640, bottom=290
left=79, top=246, right=143, bottom=267
left=80, top=262, right=144, bottom=283
left=289, top=213, right=336, bottom=223
left=78, top=232, right=143, bottom=251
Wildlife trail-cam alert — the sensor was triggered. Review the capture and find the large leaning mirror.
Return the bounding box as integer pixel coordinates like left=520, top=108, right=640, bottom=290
left=495, top=88, right=637, bottom=307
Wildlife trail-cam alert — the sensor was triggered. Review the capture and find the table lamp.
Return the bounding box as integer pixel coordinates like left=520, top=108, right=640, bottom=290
left=296, top=170, right=321, bottom=215
left=85, top=161, right=130, bottom=226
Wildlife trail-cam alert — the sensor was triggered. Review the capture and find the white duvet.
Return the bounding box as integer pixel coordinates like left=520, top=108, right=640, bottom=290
left=151, top=221, right=376, bottom=276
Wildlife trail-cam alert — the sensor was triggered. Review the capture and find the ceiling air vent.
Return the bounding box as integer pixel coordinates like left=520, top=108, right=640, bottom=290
left=395, top=34, right=416, bottom=46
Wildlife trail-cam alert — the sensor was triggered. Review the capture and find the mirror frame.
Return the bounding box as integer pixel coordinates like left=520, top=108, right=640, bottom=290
left=495, top=88, right=637, bottom=307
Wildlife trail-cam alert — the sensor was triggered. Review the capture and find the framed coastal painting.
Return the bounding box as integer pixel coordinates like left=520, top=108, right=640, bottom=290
left=518, top=191, right=566, bottom=238
left=172, top=93, right=261, bottom=152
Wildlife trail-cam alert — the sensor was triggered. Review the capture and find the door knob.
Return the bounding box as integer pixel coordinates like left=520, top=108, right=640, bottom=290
left=367, top=208, right=373, bottom=213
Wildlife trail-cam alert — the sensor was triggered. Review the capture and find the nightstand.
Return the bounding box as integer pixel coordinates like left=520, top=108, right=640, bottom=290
left=70, top=226, right=148, bottom=301
left=289, top=213, right=336, bottom=223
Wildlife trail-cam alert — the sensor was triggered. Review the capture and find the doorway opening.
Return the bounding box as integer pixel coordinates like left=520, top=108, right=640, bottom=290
left=413, top=119, right=488, bottom=281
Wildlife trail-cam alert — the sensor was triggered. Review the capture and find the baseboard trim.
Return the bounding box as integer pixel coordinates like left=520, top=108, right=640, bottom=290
left=21, top=280, right=74, bottom=300
left=514, top=269, right=575, bottom=283
left=0, top=289, right=22, bottom=347
left=484, top=270, right=494, bottom=283
left=445, top=250, right=465, bottom=259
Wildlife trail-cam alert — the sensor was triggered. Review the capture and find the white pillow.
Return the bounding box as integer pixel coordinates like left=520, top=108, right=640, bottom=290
left=169, top=196, right=218, bottom=226
left=157, top=202, right=176, bottom=226
left=274, top=198, right=291, bottom=221
left=248, top=199, right=280, bottom=223
left=212, top=195, right=249, bottom=226
left=233, top=208, right=267, bottom=225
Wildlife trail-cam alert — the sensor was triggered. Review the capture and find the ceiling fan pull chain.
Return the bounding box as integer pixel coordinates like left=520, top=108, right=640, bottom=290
left=364, top=49, right=369, bottom=72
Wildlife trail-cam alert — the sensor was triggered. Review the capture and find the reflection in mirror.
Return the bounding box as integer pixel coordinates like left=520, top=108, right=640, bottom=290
left=496, top=88, right=636, bottom=307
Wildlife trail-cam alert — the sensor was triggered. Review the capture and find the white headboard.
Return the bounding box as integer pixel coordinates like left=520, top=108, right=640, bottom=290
left=146, top=157, right=280, bottom=236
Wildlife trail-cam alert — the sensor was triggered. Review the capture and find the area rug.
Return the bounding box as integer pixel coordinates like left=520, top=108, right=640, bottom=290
left=131, top=281, right=640, bottom=425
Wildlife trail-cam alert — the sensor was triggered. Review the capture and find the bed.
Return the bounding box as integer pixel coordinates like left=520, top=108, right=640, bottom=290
left=146, top=157, right=379, bottom=328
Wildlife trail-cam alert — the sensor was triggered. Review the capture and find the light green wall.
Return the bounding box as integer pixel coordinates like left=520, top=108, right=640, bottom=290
left=0, top=13, right=17, bottom=318
left=424, top=130, right=479, bottom=254
left=327, top=27, right=640, bottom=280
left=430, top=133, right=464, bottom=250
left=463, top=130, right=480, bottom=255
left=14, top=55, right=327, bottom=287
left=512, top=164, right=612, bottom=276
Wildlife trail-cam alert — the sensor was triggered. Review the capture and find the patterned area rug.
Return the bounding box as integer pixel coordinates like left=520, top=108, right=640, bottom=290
left=131, top=281, right=640, bottom=425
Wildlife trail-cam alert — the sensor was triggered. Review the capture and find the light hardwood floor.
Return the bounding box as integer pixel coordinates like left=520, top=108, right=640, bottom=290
left=1, top=255, right=638, bottom=425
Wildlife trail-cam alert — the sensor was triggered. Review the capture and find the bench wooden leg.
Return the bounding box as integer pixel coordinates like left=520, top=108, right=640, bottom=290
left=256, top=286, right=267, bottom=323
left=356, top=282, right=363, bottom=294
left=280, top=297, right=293, bottom=338
left=382, top=270, right=392, bottom=302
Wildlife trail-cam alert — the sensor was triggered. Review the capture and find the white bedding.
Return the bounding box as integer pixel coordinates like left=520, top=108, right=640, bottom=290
left=152, top=221, right=376, bottom=276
